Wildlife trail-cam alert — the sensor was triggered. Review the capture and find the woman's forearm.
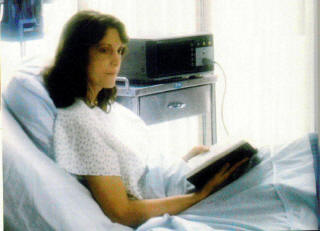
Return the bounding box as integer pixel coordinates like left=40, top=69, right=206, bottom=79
left=85, top=175, right=208, bottom=228
left=118, top=192, right=205, bottom=227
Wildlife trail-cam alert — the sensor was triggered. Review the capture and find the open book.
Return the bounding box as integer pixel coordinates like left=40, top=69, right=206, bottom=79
left=186, top=139, right=260, bottom=189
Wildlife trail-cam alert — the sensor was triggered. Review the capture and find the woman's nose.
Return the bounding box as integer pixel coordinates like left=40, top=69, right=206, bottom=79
left=111, top=52, right=121, bottom=67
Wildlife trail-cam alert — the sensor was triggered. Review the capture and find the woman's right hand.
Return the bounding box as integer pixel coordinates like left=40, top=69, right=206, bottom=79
left=196, top=158, right=249, bottom=200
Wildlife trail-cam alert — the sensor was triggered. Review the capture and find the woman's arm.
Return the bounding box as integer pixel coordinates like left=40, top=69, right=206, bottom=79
left=85, top=175, right=203, bottom=227
left=85, top=158, right=248, bottom=228
left=182, top=145, right=210, bottom=162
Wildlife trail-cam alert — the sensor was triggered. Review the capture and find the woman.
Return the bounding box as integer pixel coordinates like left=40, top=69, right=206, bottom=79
left=44, top=10, right=247, bottom=228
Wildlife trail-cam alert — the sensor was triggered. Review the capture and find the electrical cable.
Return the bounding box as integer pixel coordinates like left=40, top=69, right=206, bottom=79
left=214, top=61, right=230, bottom=137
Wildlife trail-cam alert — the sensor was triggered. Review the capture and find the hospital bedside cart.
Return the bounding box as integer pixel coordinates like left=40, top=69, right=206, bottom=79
left=116, top=76, right=217, bottom=145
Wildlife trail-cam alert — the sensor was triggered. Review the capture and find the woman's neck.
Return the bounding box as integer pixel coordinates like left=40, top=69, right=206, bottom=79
left=87, top=85, right=102, bottom=106
left=86, top=89, right=100, bottom=107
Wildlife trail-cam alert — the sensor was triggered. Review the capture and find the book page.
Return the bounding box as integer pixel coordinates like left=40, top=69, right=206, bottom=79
left=186, top=139, right=245, bottom=170
left=187, top=149, right=219, bottom=169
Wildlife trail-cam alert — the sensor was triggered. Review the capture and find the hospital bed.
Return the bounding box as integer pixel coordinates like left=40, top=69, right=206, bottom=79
left=3, top=57, right=320, bottom=230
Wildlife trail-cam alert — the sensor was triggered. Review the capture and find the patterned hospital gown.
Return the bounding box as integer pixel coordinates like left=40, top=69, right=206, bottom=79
left=53, top=98, right=150, bottom=199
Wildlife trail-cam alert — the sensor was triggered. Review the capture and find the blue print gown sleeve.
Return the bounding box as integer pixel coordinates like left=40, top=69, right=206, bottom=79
left=54, top=107, right=121, bottom=176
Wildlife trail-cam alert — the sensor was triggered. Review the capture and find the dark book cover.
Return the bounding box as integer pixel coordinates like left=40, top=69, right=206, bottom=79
left=186, top=140, right=260, bottom=189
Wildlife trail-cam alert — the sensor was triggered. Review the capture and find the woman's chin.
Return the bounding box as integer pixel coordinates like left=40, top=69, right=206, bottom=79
left=103, top=82, right=116, bottom=89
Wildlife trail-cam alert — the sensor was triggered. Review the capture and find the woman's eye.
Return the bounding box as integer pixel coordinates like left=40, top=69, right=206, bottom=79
left=97, top=46, right=126, bottom=56
left=99, top=47, right=111, bottom=54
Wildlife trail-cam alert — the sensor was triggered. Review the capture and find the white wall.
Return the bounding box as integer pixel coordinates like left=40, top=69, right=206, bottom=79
left=211, top=0, right=317, bottom=147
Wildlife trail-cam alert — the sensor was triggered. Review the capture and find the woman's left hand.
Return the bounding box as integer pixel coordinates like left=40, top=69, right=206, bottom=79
left=183, top=145, right=210, bottom=162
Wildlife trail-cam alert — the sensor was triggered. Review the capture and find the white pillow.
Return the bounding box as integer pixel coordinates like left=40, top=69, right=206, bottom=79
left=3, top=57, right=57, bottom=159
left=3, top=106, right=132, bottom=231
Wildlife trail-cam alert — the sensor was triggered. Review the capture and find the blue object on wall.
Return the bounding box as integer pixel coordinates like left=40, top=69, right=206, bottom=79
left=1, top=0, right=43, bottom=41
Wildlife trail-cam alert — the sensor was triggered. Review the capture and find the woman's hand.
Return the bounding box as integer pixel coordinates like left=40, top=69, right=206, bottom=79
left=195, top=158, right=249, bottom=200
left=183, top=145, right=210, bottom=162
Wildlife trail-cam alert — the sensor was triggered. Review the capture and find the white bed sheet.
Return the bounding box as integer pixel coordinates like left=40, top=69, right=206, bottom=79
left=137, top=134, right=318, bottom=230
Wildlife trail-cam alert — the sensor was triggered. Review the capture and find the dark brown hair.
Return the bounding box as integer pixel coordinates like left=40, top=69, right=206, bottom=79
left=43, top=10, right=129, bottom=110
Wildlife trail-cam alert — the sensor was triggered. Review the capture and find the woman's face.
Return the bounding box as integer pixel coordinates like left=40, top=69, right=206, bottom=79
left=87, top=28, right=126, bottom=96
